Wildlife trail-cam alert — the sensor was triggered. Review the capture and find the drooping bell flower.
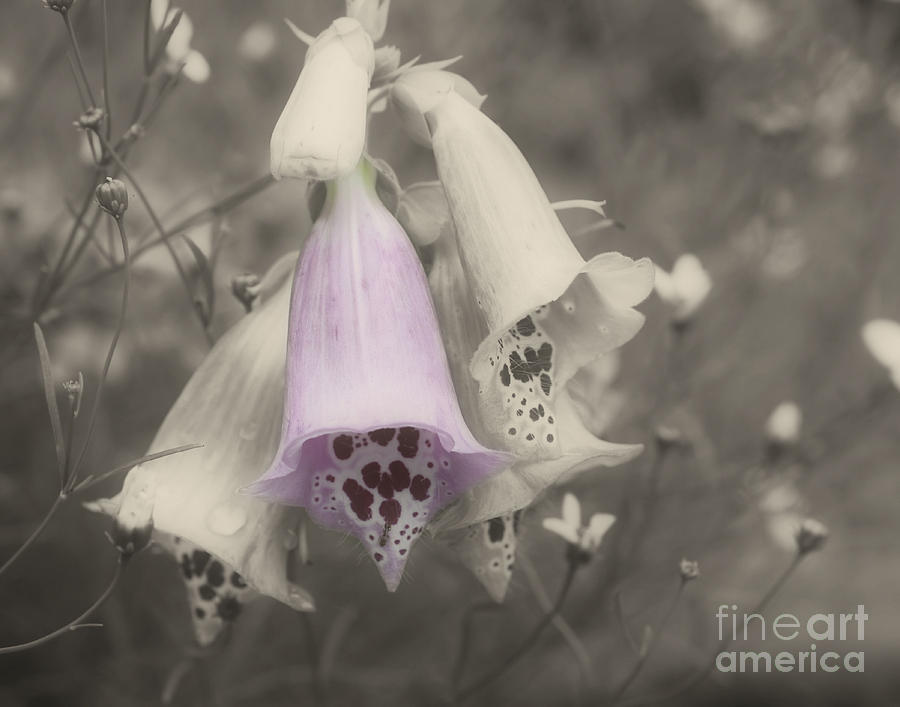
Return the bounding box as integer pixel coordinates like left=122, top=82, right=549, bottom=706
left=87, top=253, right=313, bottom=645
left=270, top=17, right=374, bottom=181
left=391, top=74, right=654, bottom=462
left=441, top=512, right=522, bottom=603
left=247, top=160, right=509, bottom=591
left=425, top=227, right=641, bottom=534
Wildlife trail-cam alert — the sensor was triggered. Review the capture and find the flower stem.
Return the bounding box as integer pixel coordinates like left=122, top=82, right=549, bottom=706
left=0, top=495, right=65, bottom=579
left=101, top=0, right=113, bottom=141
left=621, top=553, right=805, bottom=706
left=608, top=578, right=686, bottom=705
left=454, top=560, right=579, bottom=703
left=0, top=555, right=124, bottom=655
left=62, top=10, right=98, bottom=109
left=67, top=214, right=131, bottom=488
left=450, top=600, right=498, bottom=694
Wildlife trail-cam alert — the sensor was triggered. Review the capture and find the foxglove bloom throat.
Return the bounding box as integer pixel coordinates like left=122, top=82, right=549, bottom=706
left=248, top=162, right=509, bottom=590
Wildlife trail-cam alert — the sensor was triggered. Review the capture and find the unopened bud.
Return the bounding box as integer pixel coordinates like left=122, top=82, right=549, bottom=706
left=75, top=107, right=105, bottom=131
left=655, top=424, right=684, bottom=448
left=42, top=0, right=76, bottom=13
left=62, top=374, right=83, bottom=416
left=795, top=518, right=828, bottom=555
left=231, top=273, right=261, bottom=312
left=679, top=558, right=700, bottom=580
left=95, top=177, right=128, bottom=219
left=765, top=401, right=802, bottom=446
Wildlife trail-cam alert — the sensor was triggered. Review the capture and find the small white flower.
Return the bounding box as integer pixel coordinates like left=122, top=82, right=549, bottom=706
left=765, top=401, right=802, bottom=445
left=542, top=493, right=615, bottom=554
left=238, top=21, right=277, bottom=63
left=861, top=318, right=900, bottom=390
left=150, top=0, right=210, bottom=83
left=654, top=254, right=711, bottom=323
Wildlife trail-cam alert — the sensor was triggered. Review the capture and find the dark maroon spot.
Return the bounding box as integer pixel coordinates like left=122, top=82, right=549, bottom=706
left=540, top=373, right=552, bottom=396
left=191, top=550, right=210, bottom=576
left=394, top=539, right=400, bottom=545
left=547, top=416, right=554, bottom=424
left=217, top=595, right=242, bottom=621
left=379, top=498, right=402, bottom=525
left=399, top=549, right=407, bottom=555
left=546, top=434, right=554, bottom=443
left=195, top=607, right=205, bottom=619
left=529, top=407, right=540, bottom=421
left=516, top=410, right=524, bottom=417
left=230, top=571, right=246, bottom=589
left=516, top=316, right=536, bottom=337
left=368, top=428, right=396, bottom=446
left=180, top=554, right=193, bottom=579
left=508, top=427, right=516, bottom=435
left=410, top=475, right=431, bottom=501
left=198, top=584, right=215, bottom=600
left=513, top=510, right=522, bottom=533
left=499, top=364, right=511, bottom=387
left=488, top=517, right=506, bottom=543
left=377, top=473, right=395, bottom=499
left=325, top=474, right=335, bottom=482
left=374, top=552, right=383, bottom=562
left=206, top=561, right=225, bottom=587
left=343, top=479, right=373, bottom=520
left=526, top=433, right=535, bottom=441
left=388, top=460, right=410, bottom=491
left=333, top=434, right=354, bottom=460
left=397, top=427, right=420, bottom=458
left=361, top=462, right=381, bottom=489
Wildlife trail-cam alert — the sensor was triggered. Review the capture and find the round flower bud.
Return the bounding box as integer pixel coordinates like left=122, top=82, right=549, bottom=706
left=95, top=178, right=128, bottom=219
left=795, top=518, right=828, bottom=555
left=42, top=0, right=76, bottom=13
left=231, top=273, right=261, bottom=313
left=76, top=107, right=105, bottom=131
left=679, top=558, right=700, bottom=580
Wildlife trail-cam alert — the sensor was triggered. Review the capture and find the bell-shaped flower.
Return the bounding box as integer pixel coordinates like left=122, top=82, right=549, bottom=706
left=87, top=254, right=313, bottom=645
left=150, top=0, right=210, bottom=83
left=246, top=160, right=509, bottom=591
left=441, top=512, right=521, bottom=603
left=391, top=74, right=653, bottom=462
left=346, top=0, right=391, bottom=41
left=653, top=253, right=711, bottom=324
left=426, top=229, right=643, bottom=531
left=861, top=318, right=900, bottom=390
left=542, top=493, right=615, bottom=555
left=270, top=17, right=374, bottom=181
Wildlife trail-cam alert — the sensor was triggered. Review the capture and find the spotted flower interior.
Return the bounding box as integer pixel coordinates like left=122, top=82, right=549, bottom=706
left=442, top=511, right=521, bottom=603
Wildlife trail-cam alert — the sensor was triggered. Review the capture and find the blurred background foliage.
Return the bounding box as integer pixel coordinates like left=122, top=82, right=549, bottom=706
left=1, top=0, right=899, bottom=705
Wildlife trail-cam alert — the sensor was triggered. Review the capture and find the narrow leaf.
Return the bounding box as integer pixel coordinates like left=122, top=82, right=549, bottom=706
left=149, top=8, right=184, bottom=72
left=181, top=234, right=215, bottom=327
left=73, top=443, right=203, bottom=493
left=33, top=323, right=67, bottom=479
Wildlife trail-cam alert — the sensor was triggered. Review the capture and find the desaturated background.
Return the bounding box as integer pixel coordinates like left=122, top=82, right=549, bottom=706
left=1, top=0, right=899, bottom=705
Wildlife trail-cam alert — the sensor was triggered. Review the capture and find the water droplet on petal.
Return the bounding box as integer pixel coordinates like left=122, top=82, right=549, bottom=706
left=207, top=504, right=248, bottom=536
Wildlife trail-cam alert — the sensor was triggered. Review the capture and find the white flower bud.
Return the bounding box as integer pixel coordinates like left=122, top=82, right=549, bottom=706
left=765, top=401, right=802, bottom=445
left=270, top=17, right=374, bottom=181
left=391, top=69, right=486, bottom=146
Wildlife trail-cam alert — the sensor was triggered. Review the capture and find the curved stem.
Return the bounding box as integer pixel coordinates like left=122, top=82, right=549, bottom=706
left=454, top=560, right=579, bottom=703
left=0, top=495, right=64, bottom=579
left=0, top=555, right=123, bottom=655
left=67, top=215, right=130, bottom=487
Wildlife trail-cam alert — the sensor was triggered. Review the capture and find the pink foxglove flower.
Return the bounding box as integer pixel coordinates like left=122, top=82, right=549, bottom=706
left=270, top=17, right=374, bottom=181
left=426, top=227, right=643, bottom=531
left=247, top=161, right=509, bottom=591
left=88, top=254, right=313, bottom=645
left=391, top=75, right=653, bottom=462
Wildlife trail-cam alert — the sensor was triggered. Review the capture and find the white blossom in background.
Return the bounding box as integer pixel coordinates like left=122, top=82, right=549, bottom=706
left=765, top=401, right=802, bottom=445
left=758, top=479, right=806, bottom=552
left=861, top=318, right=900, bottom=390
left=150, top=0, right=210, bottom=83
left=884, top=83, right=900, bottom=130
left=542, top=493, right=615, bottom=554
left=813, top=140, right=856, bottom=180
left=693, top=0, right=773, bottom=52
left=0, top=63, right=16, bottom=102
left=654, top=254, right=711, bottom=323
left=238, top=21, right=277, bottom=63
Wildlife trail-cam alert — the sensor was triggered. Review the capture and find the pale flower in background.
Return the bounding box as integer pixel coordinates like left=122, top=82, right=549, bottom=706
left=693, top=0, right=773, bottom=52
left=0, top=63, right=16, bottom=102
left=654, top=254, right=711, bottom=323
left=861, top=318, right=900, bottom=390
left=542, top=493, right=615, bottom=554
left=765, top=401, right=802, bottom=445
left=150, top=0, right=210, bottom=83
left=238, top=21, right=277, bottom=63
left=270, top=17, right=373, bottom=181
left=813, top=140, right=856, bottom=180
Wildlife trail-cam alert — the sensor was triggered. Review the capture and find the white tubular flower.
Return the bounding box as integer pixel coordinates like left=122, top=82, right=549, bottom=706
left=346, top=0, right=391, bottom=41
left=441, top=512, right=521, bottom=603
left=271, top=17, right=374, bottom=181
left=542, top=493, right=615, bottom=555
left=861, top=319, right=900, bottom=390
left=427, top=230, right=642, bottom=531
left=150, top=0, right=210, bottom=83
left=88, top=254, right=314, bottom=646
left=391, top=69, right=486, bottom=147
left=653, top=254, right=712, bottom=323
left=391, top=76, right=653, bottom=463
left=765, top=401, right=802, bottom=445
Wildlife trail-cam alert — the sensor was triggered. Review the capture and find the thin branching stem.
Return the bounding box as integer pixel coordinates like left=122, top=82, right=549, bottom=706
left=62, top=11, right=97, bottom=109
left=450, top=600, right=498, bottom=693
left=0, top=495, right=64, bottom=579
left=101, top=0, right=112, bottom=140
left=608, top=579, right=687, bottom=705
left=0, top=555, right=124, bottom=655
left=454, top=560, right=580, bottom=703
left=142, top=0, right=152, bottom=76
left=67, top=214, right=131, bottom=488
